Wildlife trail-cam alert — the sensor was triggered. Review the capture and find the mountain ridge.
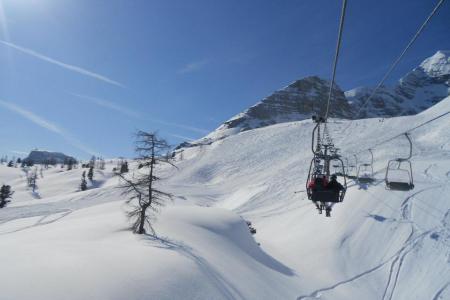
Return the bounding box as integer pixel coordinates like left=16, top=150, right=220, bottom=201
left=182, top=50, right=449, bottom=147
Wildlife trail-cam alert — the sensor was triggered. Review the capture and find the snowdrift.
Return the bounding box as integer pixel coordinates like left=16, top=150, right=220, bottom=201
left=1, top=96, right=450, bottom=299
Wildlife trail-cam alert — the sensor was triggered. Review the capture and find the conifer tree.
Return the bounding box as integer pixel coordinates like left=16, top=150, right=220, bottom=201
left=80, top=171, right=87, bottom=191
left=120, top=161, right=129, bottom=174
left=87, top=166, right=94, bottom=182
left=0, top=185, right=13, bottom=208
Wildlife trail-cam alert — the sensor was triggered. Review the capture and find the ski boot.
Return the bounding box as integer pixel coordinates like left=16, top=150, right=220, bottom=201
left=315, top=203, right=322, bottom=214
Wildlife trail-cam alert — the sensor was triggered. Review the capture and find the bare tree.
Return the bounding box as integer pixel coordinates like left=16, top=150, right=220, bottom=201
left=27, top=168, right=38, bottom=193
left=117, top=131, right=176, bottom=235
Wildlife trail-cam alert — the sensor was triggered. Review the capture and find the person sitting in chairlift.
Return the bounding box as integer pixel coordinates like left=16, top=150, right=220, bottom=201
left=324, top=174, right=344, bottom=217
left=308, top=175, right=329, bottom=213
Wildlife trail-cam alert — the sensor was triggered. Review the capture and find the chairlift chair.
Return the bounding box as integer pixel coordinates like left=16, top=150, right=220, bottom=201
left=385, top=133, right=414, bottom=191
left=305, top=116, right=347, bottom=206
left=345, top=155, right=358, bottom=179
left=357, top=149, right=374, bottom=184
left=306, top=155, right=347, bottom=203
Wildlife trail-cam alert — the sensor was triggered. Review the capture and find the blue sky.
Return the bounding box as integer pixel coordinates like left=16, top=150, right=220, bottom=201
left=0, top=0, right=448, bottom=159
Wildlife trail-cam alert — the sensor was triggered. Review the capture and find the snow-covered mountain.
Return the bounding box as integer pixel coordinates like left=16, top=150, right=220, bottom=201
left=347, top=50, right=450, bottom=118
left=1, top=96, right=450, bottom=299
left=23, top=150, right=77, bottom=164
left=221, top=76, right=353, bottom=131
left=187, top=51, right=449, bottom=146
left=190, top=76, right=352, bottom=145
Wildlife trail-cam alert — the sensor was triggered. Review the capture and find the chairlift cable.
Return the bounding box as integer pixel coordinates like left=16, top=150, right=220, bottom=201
left=350, top=110, right=450, bottom=156
left=337, top=0, right=447, bottom=142
left=324, top=0, right=348, bottom=120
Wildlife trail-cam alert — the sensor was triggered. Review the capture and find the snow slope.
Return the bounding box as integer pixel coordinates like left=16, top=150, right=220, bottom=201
left=1, top=97, right=450, bottom=299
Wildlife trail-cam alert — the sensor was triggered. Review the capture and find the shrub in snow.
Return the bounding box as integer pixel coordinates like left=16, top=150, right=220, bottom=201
left=246, top=221, right=257, bottom=235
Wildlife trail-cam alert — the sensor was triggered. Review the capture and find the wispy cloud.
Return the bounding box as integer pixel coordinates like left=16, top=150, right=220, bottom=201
left=0, top=100, right=99, bottom=156
left=0, top=40, right=124, bottom=88
left=70, top=93, right=210, bottom=134
left=168, top=133, right=195, bottom=142
left=177, top=59, right=209, bottom=74
left=10, top=150, right=28, bottom=155
left=153, top=119, right=209, bottom=135
left=72, top=93, right=140, bottom=118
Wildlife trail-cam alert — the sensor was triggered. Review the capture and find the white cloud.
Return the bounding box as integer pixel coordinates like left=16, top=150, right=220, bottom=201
left=0, top=100, right=99, bottom=156
left=72, top=93, right=140, bottom=118
left=177, top=59, right=209, bottom=74
left=0, top=40, right=124, bottom=88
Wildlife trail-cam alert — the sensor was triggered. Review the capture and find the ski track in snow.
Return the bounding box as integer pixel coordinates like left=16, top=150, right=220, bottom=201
left=296, top=228, right=431, bottom=300
left=297, top=183, right=448, bottom=300
left=0, top=210, right=72, bottom=235
left=145, top=236, right=245, bottom=300
left=432, top=282, right=450, bottom=300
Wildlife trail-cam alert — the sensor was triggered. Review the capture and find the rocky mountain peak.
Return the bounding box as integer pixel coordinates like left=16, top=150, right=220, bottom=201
left=419, top=50, right=450, bottom=77
left=23, top=150, right=77, bottom=165
left=219, top=76, right=352, bottom=133
left=348, top=50, right=450, bottom=118
left=182, top=50, right=449, bottom=148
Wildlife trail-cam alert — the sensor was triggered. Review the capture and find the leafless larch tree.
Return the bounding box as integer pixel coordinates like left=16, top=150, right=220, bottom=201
left=117, top=131, right=176, bottom=235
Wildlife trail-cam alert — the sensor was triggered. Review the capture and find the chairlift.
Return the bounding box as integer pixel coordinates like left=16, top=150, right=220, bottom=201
left=385, top=133, right=414, bottom=191
left=306, top=117, right=347, bottom=204
left=306, top=156, right=347, bottom=203
left=357, top=149, right=374, bottom=184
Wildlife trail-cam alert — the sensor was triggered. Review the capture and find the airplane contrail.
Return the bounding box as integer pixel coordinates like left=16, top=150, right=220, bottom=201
left=0, top=40, right=124, bottom=88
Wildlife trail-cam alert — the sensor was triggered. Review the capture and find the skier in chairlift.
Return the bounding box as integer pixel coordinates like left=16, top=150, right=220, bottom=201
left=308, top=174, right=328, bottom=213
left=324, top=174, right=344, bottom=217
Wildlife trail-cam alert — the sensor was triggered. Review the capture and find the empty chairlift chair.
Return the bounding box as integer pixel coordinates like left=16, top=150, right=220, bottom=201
left=385, top=133, right=414, bottom=191
left=357, top=149, right=375, bottom=184
left=346, top=155, right=358, bottom=179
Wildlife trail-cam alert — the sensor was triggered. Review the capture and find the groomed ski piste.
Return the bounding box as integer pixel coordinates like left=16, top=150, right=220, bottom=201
left=1, top=96, right=449, bottom=300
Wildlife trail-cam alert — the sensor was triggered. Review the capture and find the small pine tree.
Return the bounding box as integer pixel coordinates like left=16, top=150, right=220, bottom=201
left=87, top=166, right=94, bottom=182
left=120, top=161, right=129, bottom=174
left=7, top=160, right=13, bottom=167
left=80, top=171, right=87, bottom=191
left=0, top=185, right=14, bottom=208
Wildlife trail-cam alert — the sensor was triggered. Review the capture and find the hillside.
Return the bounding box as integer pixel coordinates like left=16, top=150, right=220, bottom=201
left=1, top=96, right=450, bottom=299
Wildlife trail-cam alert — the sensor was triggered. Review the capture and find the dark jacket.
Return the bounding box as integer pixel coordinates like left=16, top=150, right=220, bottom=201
left=327, top=179, right=344, bottom=193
